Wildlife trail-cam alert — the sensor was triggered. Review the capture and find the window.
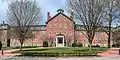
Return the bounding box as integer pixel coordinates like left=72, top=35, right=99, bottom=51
left=80, top=33, right=82, bottom=35
left=49, top=32, right=52, bottom=34
left=76, top=33, right=77, bottom=35
left=49, top=25, right=52, bottom=28
left=59, top=24, right=62, bottom=28
left=64, top=18, right=66, bottom=21
left=64, top=24, right=67, bottom=28
left=54, top=24, right=57, bottom=28
left=59, top=17, right=62, bottom=21
left=84, top=40, right=86, bottom=42
left=55, top=32, right=57, bottom=34
left=58, top=37, right=63, bottom=43
left=64, top=32, right=66, bottom=34
left=82, top=32, right=86, bottom=34
left=40, top=32, right=43, bottom=34
left=79, top=40, right=82, bottom=42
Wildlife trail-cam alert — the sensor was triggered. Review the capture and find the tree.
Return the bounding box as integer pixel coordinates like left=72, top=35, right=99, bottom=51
left=67, top=0, right=106, bottom=50
left=7, top=0, right=42, bottom=51
left=112, top=26, right=120, bottom=47
left=0, top=30, right=3, bottom=55
left=66, top=37, right=72, bottom=47
left=40, top=33, right=54, bottom=47
left=100, top=0, right=120, bottom=48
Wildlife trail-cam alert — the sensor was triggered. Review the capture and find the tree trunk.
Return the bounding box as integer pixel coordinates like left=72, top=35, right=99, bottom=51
left=74, top=24, right=76, bottom=43
left=1, top=49, right=3, bottom=55
left=88, top=32, right=93, bottom=51
left=89, top=43, right=92, bottom=51
left=108, top=22, right=111, bottom=48
left=20, top=40, right=23, bottom=52
left=108, top=14, right=112, bottom=48
left=88, top=38, right=92, bottom=51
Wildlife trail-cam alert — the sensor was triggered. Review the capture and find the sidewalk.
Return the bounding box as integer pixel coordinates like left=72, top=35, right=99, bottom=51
left=98, top=48, right=120, bottom=57
left=0, top=47, right=40, bottom=57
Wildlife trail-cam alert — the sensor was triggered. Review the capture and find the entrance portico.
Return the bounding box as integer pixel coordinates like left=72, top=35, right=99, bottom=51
left=56, top=34, right=65, bottom=47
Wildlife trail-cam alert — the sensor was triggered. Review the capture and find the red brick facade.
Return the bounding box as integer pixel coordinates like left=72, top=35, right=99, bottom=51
left=3, top=9, right=110, bottom=47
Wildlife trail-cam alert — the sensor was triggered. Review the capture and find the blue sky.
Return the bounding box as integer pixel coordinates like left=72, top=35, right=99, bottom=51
left=0, top=0, right=67, bottom=25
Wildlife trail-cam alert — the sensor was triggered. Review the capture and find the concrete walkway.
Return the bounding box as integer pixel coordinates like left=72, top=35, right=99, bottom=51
left=1, top=47, right=120, bottom=57
left=0, top=56, right=120, bottom=60
left=98, top=48, right=120, bottom=57
left=0, top=47, right=40, bottom=57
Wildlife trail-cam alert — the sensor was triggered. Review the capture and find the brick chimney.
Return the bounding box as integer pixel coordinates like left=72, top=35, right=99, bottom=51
left=47, top=12, right=51, bottom=21
left=70, top=12, right=74, bottom=20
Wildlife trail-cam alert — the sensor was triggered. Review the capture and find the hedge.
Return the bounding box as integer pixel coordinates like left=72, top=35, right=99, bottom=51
left=21, top=52, right=97, bottom=57
left=72, top=43, right=83, bottom=47
left=43, top=41, right=48, bottom=47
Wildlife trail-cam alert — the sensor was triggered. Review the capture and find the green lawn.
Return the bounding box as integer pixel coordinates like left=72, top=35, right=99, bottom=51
left=12, top=47, right=108, bottom=57
left=12, top=47, right=108, bottom=53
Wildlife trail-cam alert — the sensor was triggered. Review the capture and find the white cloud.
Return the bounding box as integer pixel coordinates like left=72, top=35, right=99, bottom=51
left=0, top=0, right=66, bottom=24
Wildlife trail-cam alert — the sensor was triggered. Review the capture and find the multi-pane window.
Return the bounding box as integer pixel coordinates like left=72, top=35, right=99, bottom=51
left=64, top=24, right=67, bottom=28
left=54, top=24, right=57, bottom=28
left=59, top=24, right=62, bottom=28
left=49, top=25, right=52, bottom=28
left=49, top=32, right=52, bottom=34
left=64, top=32, right=66, bottom=34
left=80, top=32, right=82, bottom=35
left=58, top=37, right=63, bottom=43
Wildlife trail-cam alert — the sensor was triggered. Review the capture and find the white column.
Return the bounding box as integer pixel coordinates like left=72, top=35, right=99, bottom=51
left=63, top=36, right=64, bottom=47
left=56, top=37, right=58, bottom=47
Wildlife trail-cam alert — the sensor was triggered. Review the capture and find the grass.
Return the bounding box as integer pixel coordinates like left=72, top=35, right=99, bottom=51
left=3, top=46, right=40, bottom=50
left=12, top=47, right=108, bottom=53
left=12, top=47, right=108, bottom=57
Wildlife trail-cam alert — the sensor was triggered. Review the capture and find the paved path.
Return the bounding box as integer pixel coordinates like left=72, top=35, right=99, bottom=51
left=98, top=48, right=120, bottom=57
left=0, top=47, right=40, bottom=57
left=1, top=47, right=120, bottom=57
left=0, top=56, right=120, bottom=60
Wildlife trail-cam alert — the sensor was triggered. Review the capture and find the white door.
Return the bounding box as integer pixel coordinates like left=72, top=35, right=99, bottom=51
left=56, top=36, right=64, bottom=47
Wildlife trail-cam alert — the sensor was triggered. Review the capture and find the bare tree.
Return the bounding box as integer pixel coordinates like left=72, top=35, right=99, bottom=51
left=112, top=26, right=120, bottom=47
left=100, top=0, right=120, bottom=48
left=67, top=0, right=106, bottom=49
left=0, top=30, right=4, bottom=55
left=40, top=33, right=54, bottom=47
left=66, top=37, right=72, bottom=47
left=7, top=0, right=42, bottom=51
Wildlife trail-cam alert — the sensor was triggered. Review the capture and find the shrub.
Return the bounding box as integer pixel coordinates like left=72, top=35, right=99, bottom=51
left=72, top=43, right=77, bottom=47
left=112, top=44, right=120, bottom=47
left=0, top=42, right=2, bottom=50
left=43, top=41, right=48, bottom=47
left=77, top=43, right=83, bottom=47
left=21, top=52, right=97, bottom=57
left=72, top=43, right=83, bottom=47
left=92, top=44, right=100, bottom=47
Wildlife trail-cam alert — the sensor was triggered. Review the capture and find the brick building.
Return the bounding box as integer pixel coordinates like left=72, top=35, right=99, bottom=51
left=0, top=9, right=110, bottom=47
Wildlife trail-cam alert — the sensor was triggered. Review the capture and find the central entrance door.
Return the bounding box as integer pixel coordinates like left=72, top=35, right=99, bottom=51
left=56, top=36, right=64, bottom=47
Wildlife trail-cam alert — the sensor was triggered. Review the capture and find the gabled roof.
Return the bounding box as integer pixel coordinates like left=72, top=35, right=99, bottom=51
left=46, top=12, right=74, bottom=24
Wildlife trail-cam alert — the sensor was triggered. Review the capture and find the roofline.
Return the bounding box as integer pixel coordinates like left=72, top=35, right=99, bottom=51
left=46, top=12, right=75, bottom=24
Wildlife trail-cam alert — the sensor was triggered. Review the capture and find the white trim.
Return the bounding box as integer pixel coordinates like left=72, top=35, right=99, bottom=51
left=56, top=36, right=64, bottom=47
